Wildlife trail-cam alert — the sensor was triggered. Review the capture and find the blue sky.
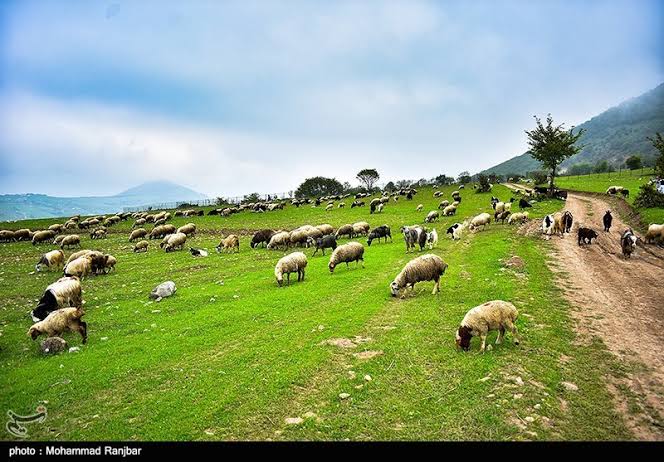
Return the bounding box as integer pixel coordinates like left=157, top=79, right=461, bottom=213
left=1, top=0, right=662, bottom=197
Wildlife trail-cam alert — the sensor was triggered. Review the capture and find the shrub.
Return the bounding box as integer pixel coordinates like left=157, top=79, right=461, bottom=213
left=634, top=183, right=664, bottom=209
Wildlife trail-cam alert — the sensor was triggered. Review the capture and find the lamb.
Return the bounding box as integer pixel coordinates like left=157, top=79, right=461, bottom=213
left=328, top=242, right=365, bottom=273
left=164, top=232, right=187, bottom=252
left=620, top=229, right=638, bottom=258
left=603, top=211, right=613, bottom=232
left=507, top=212, right=529, bottom=224
left=190, top=247, right=209, bottom=257
left=267, top=231, right=291, bottom=250
left=578, top=227, right=599, bottom=245
left=469, top=213, right=491, bottom=231
left=416, top=204, right=423, bottom=212
left=316, top=224, right=334, bottom=236
left=251, top=229, right=276, bottom=248
left=446, top=223, right=464, bottom=240
left=274, top=252, right=308, bottom=286
left=133, top=240, right=149, bottom=253
left=90, top=228, right=107, bottom=240
left=216, top=234, right=240, bottom=253
left=31, top=276, right=83, bottom=321
left=335, top=224, right=354, bottom=240
left=426, top=229, right=438, bottom=249
left=494, top=210, right=511, bottom=224
left=425, top=211, right=440, bottom=223
left=367, top=225, right=392, bottom=246
left=64, top=256, right=93, bottom=278
left=177, top=223, right=196, bottom=236
left=28, top=307, right=87, bottom=344
left=352, top=221, right=370, bottom=237
left=35, top=250, right=65, bottom=272
left=645, top=224, right=664, bottom=244
left=442, top=204, right=457, bottom=216
left=310, top=234, right=337, bottom=256
left=129, top=228, right=148, bottom=242
left=325, top=203, right=334, bottom=212
left=390, top=254, right=447, bottom=298
left=32, top=230, right=56, bottom=245
left=58, top=235, right=80, bottom=249
left=455, top=300, right=519, bottom=352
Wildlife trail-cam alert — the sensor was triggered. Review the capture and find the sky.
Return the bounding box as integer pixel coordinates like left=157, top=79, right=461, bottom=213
left=1, top=0, right=663, bottom=198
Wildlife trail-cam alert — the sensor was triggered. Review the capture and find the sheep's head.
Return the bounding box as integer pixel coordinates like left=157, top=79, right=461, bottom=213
left=328, top=261, right=336, bottom=273
left=28, top=326, right=41, bottom=340
left=389, top=281, right=400, bottom=297
left=456, top=326, right=472, bottom=351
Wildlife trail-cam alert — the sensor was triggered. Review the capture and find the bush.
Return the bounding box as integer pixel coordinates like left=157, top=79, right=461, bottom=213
left=634, top=183, right=664, bottom=209
left=476, top=174, right=492, bottom=193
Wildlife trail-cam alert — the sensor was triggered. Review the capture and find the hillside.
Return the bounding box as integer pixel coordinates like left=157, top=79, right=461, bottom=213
left=482, top=82, right=664, bottom=176
left=0, top=181, right=208, bottom=221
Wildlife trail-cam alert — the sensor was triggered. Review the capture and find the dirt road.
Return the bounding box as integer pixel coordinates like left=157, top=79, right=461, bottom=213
left=506, top=184, right=664, bottom=438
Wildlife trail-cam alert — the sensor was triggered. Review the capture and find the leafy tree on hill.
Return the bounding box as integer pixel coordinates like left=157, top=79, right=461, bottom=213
left=295, top=177, right=343, bottom=198
left=433, top=174, right=455, bottom=185
left=525, top=114, right=584, bottom=196
left=242, top=192, right=261, bottom=203
left=384, top=181, right=396, bottom=192
left=476, top=174, right=491, bottom=193
left=356, top=169, right=380, bottom=191
left=624, top=155, right=642, bottom=170
left=457, top=171, right=471, bottom=184
left=648, top=132, right=664, bottom=177
left=566, top=163, right=593, bottom=176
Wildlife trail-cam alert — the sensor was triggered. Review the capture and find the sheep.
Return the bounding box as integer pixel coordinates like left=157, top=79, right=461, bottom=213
left=446, top=223, right=463, bottom=240
left=455, top=300, right=519, bottom=352
left=150, top=281, right=177, bottom=301
left=133, top=240, right=149, bottom=253
left=35, top=250, right=65, bottom=272
left=401, top=225, right=427, bottom=252
left=64, top=256, right=93, bottom=279
left=288, top=229, right=311, bottom=247
left=438, top=200, right=450, bottom=210
left=129, top=228, right=148, bottom=242
left=416, top=204, right=424, bottom=212
left=426, top=229, right=438, bottom=249
left=58, top=235, right=80, bottom=249
left=507, top=212, right=529, bottom=225
left=338, top=202, right=346, bottom=208
left=494, top=210, right=511, bottom=224
left=90, top=228, right=107, bottom=240
left=619, top=189, right=630, bottom=198
left=48, top=224, right=63, bottom=233
left=251, top=229, right=276, bottom=248
left=390, top=254, right=447, bottom=298
left=621, top=229, right=638, bottom=258
left=309, top=234, right=337, bottom=256
left=190, top=247, right=209, bottom=257
left=542, top=214, right=554, bottom=235
left=316, top=224, right=334, bottom=236
left=425, top=211, right=440, bottom=223
left=351, top=200, right=365, bottom=208
left=578, top=227, right=599, bottom=245
left=442, top=204, right=457, bottom=216
left=562, top=211, right=573, bottom=233
left=603, top=211, right=613, bottom=232
left=518, top=198, right=532, bottom=209
left=393, top=196, right=399, bottom=202
left=469, top=213, right=491, bottom=231
left=31, top=276, right=82, bottom=321
left=216, top=234, right=240, bottom=253
left=65, top=249, right=100, bottom=266
left=28, top=307, right=87, bottom=344
left=0, top=230, right=16, bottom=242
left=32, top=230, right=56, bottom=245
left=606, top=186, right=624, bottom=195
left=164, top=232, right=187, bottom=252
left=149, top=224, right=176, bottom=240
left=493, top=201, right=506, bottom=213
left=367, top=225, right=392, bottom=246
left=13, top=229, right=32, bottom=241
left=177, top=223, right=196, bottom=236
left=335, top=224, right=355, bottom=240
left=645, top=224, right=664, bottom=244
left=328, top=242, right=365, bottom=273
left=552, top=212, right=565, bottom=236
left=352, top=221, right=370, bottom=237
left=99, top=254, right=117, bottom=274
left=274, top=252, right=308, bottom=286
left=267, top=231, right=291, bottom=250
left=325, top=203, right=334, bottom=212
left=376, top=203, right=384, bottom=213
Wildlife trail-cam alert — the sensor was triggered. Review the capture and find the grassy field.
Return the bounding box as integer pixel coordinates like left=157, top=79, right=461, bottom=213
left=554, top=168, right=663, bottom=225
left=0, top=185, right=633, bottom=440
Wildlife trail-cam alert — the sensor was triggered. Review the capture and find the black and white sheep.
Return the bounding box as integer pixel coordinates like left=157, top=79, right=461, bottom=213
left=31, top=276, right=83, bottom=321
left=35, top=250, right=65, bottom=272
left=620, top=229, right=638, bottom=258
left=455, top=300, right=519, bottom=352
left=390, top=254, right=447, bottom=298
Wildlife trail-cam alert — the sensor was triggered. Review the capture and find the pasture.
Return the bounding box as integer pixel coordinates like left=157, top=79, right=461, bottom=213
left=0, top=185, right=633, bottom=440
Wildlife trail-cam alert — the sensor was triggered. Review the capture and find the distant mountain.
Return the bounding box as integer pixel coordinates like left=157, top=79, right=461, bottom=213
left=482, top=82, right=664, bottom=176
left=0, top=181, right=208, bottom=221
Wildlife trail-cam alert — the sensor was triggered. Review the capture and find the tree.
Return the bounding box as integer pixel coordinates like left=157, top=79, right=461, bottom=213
left=295, top=177, right=343, bottom=198
left=566, top=163, right=593, bottom=176
left=242, top=192, right=261, bottom=203
left=356, top=169, right=380, bottom=191
left=433, top=174, right=454, bottom=186
left=396, top=180, right=411, bottom=189
left=625, top=155, right=642, bottom=171
left=525, top=114, right=584, bottom=196
left=457, top=171, right=471, bottom=184
left=530, top=170, right=548, bottom=185
left=476, top=174, right=491, bottom=193
left=647, top=132, right=664, bottom=177
left=593, top=160, right=610, bottom=174
left=384, top=181, right=396, bottom=192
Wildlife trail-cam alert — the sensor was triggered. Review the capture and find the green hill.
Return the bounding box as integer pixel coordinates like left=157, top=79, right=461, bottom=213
left=482, top=82, right=664, bottom=176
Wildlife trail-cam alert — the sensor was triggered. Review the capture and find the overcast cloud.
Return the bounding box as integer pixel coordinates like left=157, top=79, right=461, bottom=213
left=1, top=0, right=662, bottom=197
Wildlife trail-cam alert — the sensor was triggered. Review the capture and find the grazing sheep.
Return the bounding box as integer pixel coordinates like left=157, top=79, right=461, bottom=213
left=562, top=211, right=573, bottom=233
left=90, top=228, right=107, bottom=240
left=149, top=224, right=176, bottom=240
left=469, top=213, right=491, bottom=231
left=64, top=256, right=93, bottom=279
left=493, top=201, right=506, bottom=213
left=438, top=200, right=450, bottom=210
left=603, top=211, right=613, bottom=232
left=328, top=242, right=365, bottom=273
left=507, top=212, right=529, bottom=224
left=310, top=234, right=337, bottom=256
left=32, top=230, right=56, bottom=245
left=40, top=336, right=68, bottom=355
left=325, top=203, right=334, bottom=212
left=275, top=252, right=308, bottom=286
left=645, top=224, right=664, bottom=244
left=335, top=224, right=354, bottom=240
left=352, top=221, right=370, bottom=237
left=338, top=202, right=346, bottom=208
left=0, top=230, right=15, bottom=242
left=367, top=225, right=392, bottom=246
left=442, top=204, right=457, bottom=216
left=216, top=234, right=240, bottom=253
left=446, top=223, right=464, bottom=240
left=426, top=229, right=438, bottom=249
left=129, top=228, right=148, bottom=242
left=48, top=224, right=63, bottom=233
left=455, top=300, right=519, bottom=352
left=58, top=235, right=80, bottom=249
left=416, top=204, right=423, bottom=212
left=164, top=232, right=187, bottom=252
left=133, top=240, right=149, bottom=253
left=606, top=186, right=624, bottom=195
left=251, top=229, right=276, bottom=248
left=621, top=229, right=638, bottom=258
left=35, top=250, right=65, bottom=272
left=425, top=211, right=440, bottom=223
left=53, top=235, right=66, bottom=246
left=390, top=254, right=447, bottom=298
left=494, top=210, right=511, bottom=224
left=13, top=229, right=32, bottom=241
left=31, top=276, right=82, bottom=321
left=99, top=254, right=117, bottom=274
left=316, top=224, right=335, bottom=236
left=132, top=218, right=147, bottom=229
left=177, top=223, right=197, bottom=236
left=401, top=225, right=425, bottom=252
left=28, top=307, right=87, bottom=344
left=578, top=227, right=599, bottom=245
left=620, top=189, right=630, bottom=198
left=267, top=231, right=291, bottom=250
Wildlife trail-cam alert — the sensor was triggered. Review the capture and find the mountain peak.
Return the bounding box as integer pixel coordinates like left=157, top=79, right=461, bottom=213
left=116, top=181, right=208, bottom=200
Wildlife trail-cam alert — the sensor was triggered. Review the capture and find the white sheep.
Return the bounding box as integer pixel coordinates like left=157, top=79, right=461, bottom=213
left=416, top=204, right=423, bottom=212
left=469, top=213, right=491, bottom=231
left=35, top=250, right=65, bottom=272
left=352, top=221, right=370, bottom=237
left=645, top=224, right=664, bottom=244
left=177, top=223, right=196, bottom=236
left=164, top=232, right=187, bottom=252
left=455, top=300, right=520, bottom=352
left=425, top=211, right=440, bottom=223
left=134, top=240, right=149, bottom=253
left=442, top=204, right=457, bottom=216
left=64, top=256, right=93, bottom=279
left=267, top=231, right=291, bottom=250
left=426, top=229, right=438, bottom=249
left=507, top=212, right=529, bottom=225
left=275, top=252, right=308, bottom=286
left=390, top=254, right=447, bottom=298
left=328, top=242, right=365, bottom=273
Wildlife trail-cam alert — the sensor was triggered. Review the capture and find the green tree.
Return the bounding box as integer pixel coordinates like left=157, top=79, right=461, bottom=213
left=647, top=132, right=664, bottom=177
left=593, top=160, right=609, bottom=174
left=242, top=192, right=261, bottom=203
left=356, top=169, right=380, bottom=191
left=384, top=181, right=396, bottom=192
left=457, top=171, right=471, bottom=184
left=295, top=177, right=344, bottom=198
left=566, top=163, right=593, bottom=176
left=525, top=114, right=584, bottom=196
left=476, top=174, right=491, bottom=193
left=624, top=155, right=642, bottom=170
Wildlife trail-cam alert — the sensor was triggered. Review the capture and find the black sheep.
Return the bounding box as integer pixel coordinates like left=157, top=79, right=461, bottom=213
left=603, top=211, right=613, bottom=232
left=250, top=229, right=276, bottom=249
left=311, top=235, right=337, bottom=256
left=577, top=227, right=598, bottom=246
left=367, top=225, right=392, bottom=246
left=519, top=198, right=532, bottom=209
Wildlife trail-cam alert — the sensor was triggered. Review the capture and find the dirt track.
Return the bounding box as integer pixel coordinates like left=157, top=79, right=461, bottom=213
left=507, top=184, right=664, bottom=439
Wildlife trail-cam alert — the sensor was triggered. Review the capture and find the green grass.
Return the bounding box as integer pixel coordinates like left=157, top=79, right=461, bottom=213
left=554, top=168, right=663, bottom=224
left=0, top=185, right=632, bottom=440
